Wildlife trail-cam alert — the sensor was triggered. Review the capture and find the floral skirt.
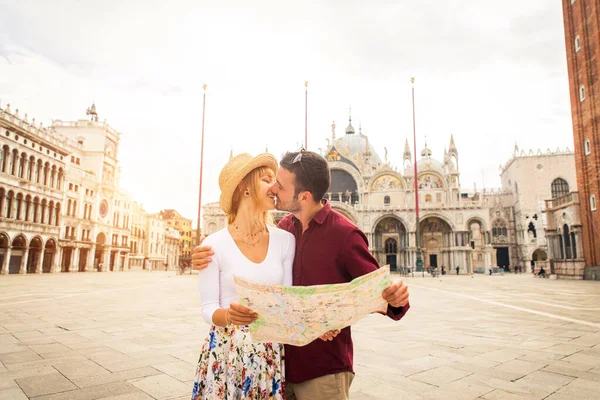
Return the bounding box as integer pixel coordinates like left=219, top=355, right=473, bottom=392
left=191, top=325, right=285, bottom=399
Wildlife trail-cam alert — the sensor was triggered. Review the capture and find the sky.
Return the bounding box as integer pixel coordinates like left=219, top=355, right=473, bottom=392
left=0, top=0, right=574, bottom=225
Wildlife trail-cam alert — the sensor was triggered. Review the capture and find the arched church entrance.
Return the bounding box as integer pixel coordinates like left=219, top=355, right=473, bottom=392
left=374, top=217, right=407, bottom=272
left=420, top=217, right=452, bottom=271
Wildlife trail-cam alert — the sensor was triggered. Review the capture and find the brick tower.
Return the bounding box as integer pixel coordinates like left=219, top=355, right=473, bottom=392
left=562, top=0, right=600, bottom=267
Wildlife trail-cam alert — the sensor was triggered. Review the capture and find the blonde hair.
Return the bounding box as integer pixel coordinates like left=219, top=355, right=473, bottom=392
left=227, top=166, right=275, bottom=226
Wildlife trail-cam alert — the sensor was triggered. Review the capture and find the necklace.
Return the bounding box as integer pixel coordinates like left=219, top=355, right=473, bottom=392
left=231, top=224, right=266, bottom=247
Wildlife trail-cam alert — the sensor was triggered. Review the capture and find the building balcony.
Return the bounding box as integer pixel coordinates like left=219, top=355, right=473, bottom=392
left=545, top=192, right=579, bottom=211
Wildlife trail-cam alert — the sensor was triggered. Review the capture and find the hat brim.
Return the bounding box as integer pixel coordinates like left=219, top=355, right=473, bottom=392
left=219, top=153, right=278, bottom=214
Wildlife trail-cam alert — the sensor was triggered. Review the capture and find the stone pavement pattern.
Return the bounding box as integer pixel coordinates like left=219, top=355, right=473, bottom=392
left=0, top=272, right=599, bottom=399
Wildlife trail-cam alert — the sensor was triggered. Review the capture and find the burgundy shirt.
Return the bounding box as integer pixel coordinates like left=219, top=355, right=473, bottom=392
left=278, top=201, right=410, bottom=384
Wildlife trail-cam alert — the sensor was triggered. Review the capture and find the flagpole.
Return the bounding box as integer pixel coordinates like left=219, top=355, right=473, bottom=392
left=304, top=81, right=308, bottom=149
left=411, top=78, right=423, bottom=276
left=197, top=84, right=207, bottom=244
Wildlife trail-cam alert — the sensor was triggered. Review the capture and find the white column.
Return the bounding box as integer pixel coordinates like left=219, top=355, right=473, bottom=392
left=87, top=245, right=96, bottom=271
left=124, top=253, right=130, bottom=270
left=72, top=248, right=80, bottom=272
left=1, top=248, right=11, bottom=275
left=54, top=247, right=63, bottom=273
left=19, top=247, right=29, bottom=274
left=103, top=247, right=111, bottom=271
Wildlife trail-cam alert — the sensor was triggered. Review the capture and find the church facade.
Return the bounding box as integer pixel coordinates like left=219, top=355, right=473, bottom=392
left=203, top=117, right=578, bottom=276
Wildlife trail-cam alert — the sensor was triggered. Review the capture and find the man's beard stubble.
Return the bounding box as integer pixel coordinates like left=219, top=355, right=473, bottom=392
left=275, top=197, right=301, bottom=213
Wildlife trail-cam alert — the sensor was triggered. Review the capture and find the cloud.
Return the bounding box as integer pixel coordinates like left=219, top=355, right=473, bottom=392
left=0, top=0, right=574, bottom=223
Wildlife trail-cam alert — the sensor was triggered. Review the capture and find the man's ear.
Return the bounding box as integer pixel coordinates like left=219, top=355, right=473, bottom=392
left=301, top=190, right=313, bottom=202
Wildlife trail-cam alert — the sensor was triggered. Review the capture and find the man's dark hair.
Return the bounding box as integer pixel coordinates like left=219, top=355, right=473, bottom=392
left=280, top=150, right=331, bottom=202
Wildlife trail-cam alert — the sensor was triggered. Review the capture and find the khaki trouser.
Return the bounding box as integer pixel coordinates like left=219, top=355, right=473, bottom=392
left=286, top=372, right=354, bottom=400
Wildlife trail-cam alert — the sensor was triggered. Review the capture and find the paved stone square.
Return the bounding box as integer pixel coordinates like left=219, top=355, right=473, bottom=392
left=1, top=272, right=599, bottom=399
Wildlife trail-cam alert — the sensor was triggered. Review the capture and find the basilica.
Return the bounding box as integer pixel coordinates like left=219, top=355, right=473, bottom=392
left=203, top=115, right=579, bottom=276
left=318, top=119, right=487, bottom=273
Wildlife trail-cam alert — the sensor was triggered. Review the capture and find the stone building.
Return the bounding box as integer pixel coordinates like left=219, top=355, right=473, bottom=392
left=0, top=104, right=68, bottom=274
left=497, top=145, right=577, bottom=274
left=145, top=213, right=167, bottom=270
left=561, top=0, right=600, bottom=277
left=164, top=226, right=181, bottom=270
left=202, top=117, right=577, bottom=276
left=129, top=201, right=147, bottom=269
left=544, top=192, right=585, bottom=278
left=52, top=104, right=132, bottom=272
left=0, top=102, right=181, bottom=274
left=159, top=209, right=192, bottom=266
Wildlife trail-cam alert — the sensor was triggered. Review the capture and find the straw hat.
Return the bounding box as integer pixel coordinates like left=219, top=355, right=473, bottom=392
left=218, top=153, right=278, bottom=214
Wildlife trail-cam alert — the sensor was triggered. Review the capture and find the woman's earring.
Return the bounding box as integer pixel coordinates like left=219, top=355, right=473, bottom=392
left=245, top=190, right=249, bottom=196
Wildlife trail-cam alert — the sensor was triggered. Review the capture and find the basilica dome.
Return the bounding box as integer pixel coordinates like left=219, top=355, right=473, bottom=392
left=332, top=119, right=382, bottom=166
left=417, top=157, right=445, bottom=176
left=406, top=143, right=446, bottom=177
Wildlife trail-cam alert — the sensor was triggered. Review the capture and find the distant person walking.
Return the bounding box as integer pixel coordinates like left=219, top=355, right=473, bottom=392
left=456, top=266, right=460, bottom=275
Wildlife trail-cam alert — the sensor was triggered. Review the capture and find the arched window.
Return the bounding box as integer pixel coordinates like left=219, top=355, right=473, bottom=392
left=50, top=166, right=57, bottom=188
left=35, top=160, right=42, bottom=184
left=5, top=191, right=13, bottom=218
left=41, top=199, right=47, bottom=225
left=492, top=219, right=508, bottom=238
left=18, top=153, right=26, bottom=178
left=551, top=178, right=569, bottom=198
left=55, top=203, right=61, bottom=226
left=563, top=224, right=572, bottom=259
left=24, top=195, right=31, bottom=221
left=0, top=146, right=6, bottom=173
left=571, top=231, right=577, bottom=259
left=48, top=201, right=54, bottom=226
left=10, top=149, right=18, bottom=175
left=384, top=238, right=398, bottom=254
left=330, top=170, right=359, bottom=204
left=27, top=156, right=34, bottom=180
left=33, top=197, right=40, bottom=223
left=384, top=195, right=390, bottom=205
left=15, top=193, right=23, bottom=220
left=43, top=162, right=49, bottom=186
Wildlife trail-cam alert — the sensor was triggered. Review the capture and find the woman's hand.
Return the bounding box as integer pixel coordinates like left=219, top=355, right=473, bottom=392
left=228, top=303, right=258, bottom=326
left=319, top=329, right=341, bottom=341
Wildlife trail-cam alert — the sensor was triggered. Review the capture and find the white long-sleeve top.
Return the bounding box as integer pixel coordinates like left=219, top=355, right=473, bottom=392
left=198, top=224, right=296, bottom=325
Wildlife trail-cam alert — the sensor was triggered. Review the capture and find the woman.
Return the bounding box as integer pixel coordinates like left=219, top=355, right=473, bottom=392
left=192, top=153, right=295, bottom=399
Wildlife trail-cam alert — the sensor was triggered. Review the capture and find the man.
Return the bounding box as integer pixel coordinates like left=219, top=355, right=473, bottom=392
left=192, top=150, right=410, bottom=400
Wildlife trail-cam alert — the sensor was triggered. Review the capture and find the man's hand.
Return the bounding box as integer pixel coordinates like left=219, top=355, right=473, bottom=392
left=228, top=303, right=258, bottom=326
left=382, top=280, right=409, bottom=308
left=319, top=329, right=341, bottom=341
left=191, top=236, right=214, bottom=271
